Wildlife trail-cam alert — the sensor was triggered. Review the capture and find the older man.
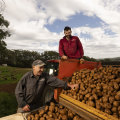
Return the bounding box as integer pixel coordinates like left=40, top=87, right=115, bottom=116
left=15, top=60, right=78, bottom=113
left=59, top=26, right=84, bottom=62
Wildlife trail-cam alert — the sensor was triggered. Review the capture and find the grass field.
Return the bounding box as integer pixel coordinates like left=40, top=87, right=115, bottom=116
left=0, top=66, right=31, bottom=118
left=0, top=66, right=31, bottom=84
left=0, top=92, right=17, bottom=117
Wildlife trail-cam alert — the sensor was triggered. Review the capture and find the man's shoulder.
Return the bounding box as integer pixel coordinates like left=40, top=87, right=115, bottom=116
left=72, top=36, right=79, bottom=39
left=60, top=38, right=65, bottom=42
left=71, top=36, right=80, bottom=42
left=22, top=71, right=32, bottom=79
left=17, top=71, right=32, bottom=84
left=60, top=36, right=66, bottom=41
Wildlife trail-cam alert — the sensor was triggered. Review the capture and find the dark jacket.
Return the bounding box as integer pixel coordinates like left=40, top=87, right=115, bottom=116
left=59, top=36, right=84, bottom=59
left=15, top=71, right=67, bottom=109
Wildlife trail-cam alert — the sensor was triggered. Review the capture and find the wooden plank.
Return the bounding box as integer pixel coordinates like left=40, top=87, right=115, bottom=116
left=59, top=94, right=119, bottom=120
left=59, top=96, right=103, bottom=120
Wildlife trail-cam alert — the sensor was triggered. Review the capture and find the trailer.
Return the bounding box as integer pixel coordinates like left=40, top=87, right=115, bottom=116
left=0, top=59, right=119, bottom=120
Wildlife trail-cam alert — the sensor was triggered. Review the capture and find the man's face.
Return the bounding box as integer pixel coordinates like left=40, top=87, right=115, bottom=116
left=64, top=30, right=72, bottom=38
left=33, top=65, right=44, bottom=76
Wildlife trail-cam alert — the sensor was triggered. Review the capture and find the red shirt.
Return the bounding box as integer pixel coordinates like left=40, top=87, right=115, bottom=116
left=59, top=36, right=84, bottom=59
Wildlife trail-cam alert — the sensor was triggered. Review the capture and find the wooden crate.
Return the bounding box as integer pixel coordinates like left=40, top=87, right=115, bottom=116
left=59, top=94, right=119, bottom=120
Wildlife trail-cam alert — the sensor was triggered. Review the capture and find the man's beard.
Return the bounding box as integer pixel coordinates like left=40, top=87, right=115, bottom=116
left=66, top=35, right=71, bottom=38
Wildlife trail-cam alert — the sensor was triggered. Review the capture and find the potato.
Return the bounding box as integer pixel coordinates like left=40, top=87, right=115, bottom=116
left=62, top=115, right=68, bottom=120
left=115, top=95, right=120, bottom=101
left=113, top=101, right=119, bottom=107
left=50, top=102, right=55, bottom=106
left=39, top=117, right=45, bottom=120
left=68, top=112, right=74, bottom=118
left=109, top=96, right=115, bottom=104
left=39, top=109, right=45, bottom=116
left=45, top=105, right=49, bottom=112
left=49, top=105, right=55, bottom=112
left=112, top=107, right=117, bottom=113
left=59, top=108, right=67, bottom=115
left=87, top=101, right=95, bottom=107
left=73, top=115, right=80, bottom=120
left=104, top=109, right=112, bottom=115
left=27, top=115, right=31, bottom=120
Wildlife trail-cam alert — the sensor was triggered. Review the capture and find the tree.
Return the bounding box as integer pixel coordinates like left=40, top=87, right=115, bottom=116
left=0, top=14, right=10, bottom=40
left=83, top=56, right=97, bottom=61
left=0, top=14, right=11, bottom=64
left=40, top=51, right=60, bottom=62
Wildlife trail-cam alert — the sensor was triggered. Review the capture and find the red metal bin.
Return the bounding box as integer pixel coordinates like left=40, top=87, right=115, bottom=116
left=48, top=59, right=102, bottom=101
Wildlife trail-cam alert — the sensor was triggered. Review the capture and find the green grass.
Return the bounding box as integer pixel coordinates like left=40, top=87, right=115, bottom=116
left=0, top=66, right=31, bottom=118
left=0, top=66, right=31, bottom=84
left=0, top=92, right=17, bottom=118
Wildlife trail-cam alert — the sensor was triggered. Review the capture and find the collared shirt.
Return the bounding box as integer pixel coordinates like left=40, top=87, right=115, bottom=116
left=59, top=36, right=84, bottom=59
left=15, top=71, right=67, bottom=109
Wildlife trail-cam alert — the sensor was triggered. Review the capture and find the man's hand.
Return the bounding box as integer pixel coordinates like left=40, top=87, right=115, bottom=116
left=22, top=104, right=30, bottom=112
left=67, top=83, right=79, bottom=90
left=61, top=55, right=68, bottom=60
left=80, top=58, right=84, bottom=64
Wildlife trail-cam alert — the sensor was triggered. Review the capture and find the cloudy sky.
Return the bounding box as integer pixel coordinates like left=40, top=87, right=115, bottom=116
left=2, top=0, right=120, bottom=58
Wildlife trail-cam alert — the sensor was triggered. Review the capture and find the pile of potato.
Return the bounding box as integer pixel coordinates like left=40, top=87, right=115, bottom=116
left=61, top=66, right=120, bottom=118
left=27, top=102, right=85, bottom=120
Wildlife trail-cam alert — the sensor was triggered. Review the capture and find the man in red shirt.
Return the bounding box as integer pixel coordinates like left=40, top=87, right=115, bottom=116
left=59, top=26, right=84, bottom=62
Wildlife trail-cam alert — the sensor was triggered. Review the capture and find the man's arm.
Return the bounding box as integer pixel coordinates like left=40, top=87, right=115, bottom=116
left=46, top=75, right=79, bottom=90
left=76, top=37, right=84, bottom=58
left=59, top=40, right=68, bottom=60
left=15, top=75, right=28, bottom=109
left=59, top=40, right=65, bottom=57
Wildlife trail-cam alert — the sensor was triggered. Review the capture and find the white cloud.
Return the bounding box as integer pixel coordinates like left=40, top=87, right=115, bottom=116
left=2, top=0, right=120, bottom=58
left=72, top=26, right=120, bottom=58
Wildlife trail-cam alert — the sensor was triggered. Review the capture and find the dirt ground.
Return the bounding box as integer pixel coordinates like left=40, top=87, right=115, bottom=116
left=0, top=83, right=17, bottom=94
